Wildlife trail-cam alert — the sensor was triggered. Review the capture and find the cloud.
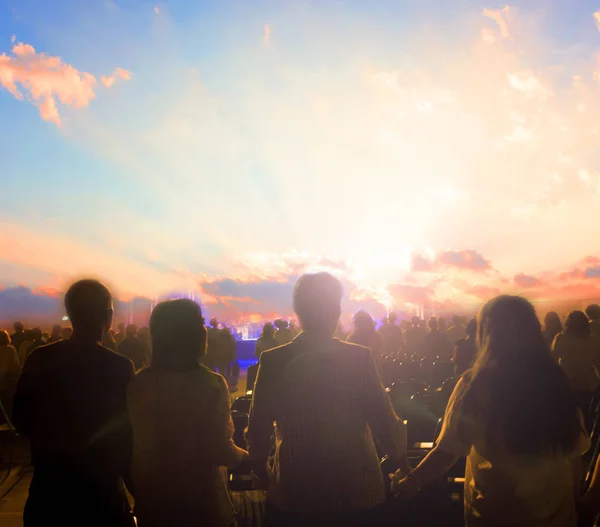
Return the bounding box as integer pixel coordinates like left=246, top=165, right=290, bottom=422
left=263, top=24, right=271, bottom=45
left=0, top=42, right=131, bottom=125
left=514, top=272, right=540, bottom=288
left=594, top=11, right=600, bottom=32
left=100, top=67, right=132, bottom=88
left=154, top=5, right=160, bottom=14
left=482, top=5, right=512, bottom=39
left=412, top=250, right=491, bottom=273
left=0, top=286, right=63, bottom=326
left=466, top=285, right=501, bottom=300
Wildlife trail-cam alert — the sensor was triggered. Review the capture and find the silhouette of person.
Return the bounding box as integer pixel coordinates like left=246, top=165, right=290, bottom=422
left=347, top=310, right=383, bottom=356
left=586, top=304, right=600, bottom=340
left=127, top=299, right=248, bottom=527
left=542, top=311, right=563, bottom=347
left=118, top=325, right=150, bottom=372
left=274, top=319, right=293, bottom=345
left=61, top=326, right=73, bottom=340
left=288, top=320, right=299, bottom=339
left=20, top=328, right=44, bottom=365
left=48, top=324, right=62, bottom=344
left=204, top=318, right=221, bottom=371
left=255, top=322, right=279, bottom=359
left=452, top=318, right=477, bottom=376
left=446, top=315, right=466, bottom=347
left=103, top=329, right=117, bottom=351
left=10, top=321, right=27, bottom=355
left=215, top=325, right=236, bottom=379
left=402, top=316, right=427, bottom=355
left=378, top=312, right=404, bottom=355
left=392, top=296, right=589, bottom=527
left=421, top=316, right=451, bottom=360
left=0, top=329, right=21, bottom=416
left=247, top=273, right=409, bottom=527
left=13, top=279, right=135, bottom=527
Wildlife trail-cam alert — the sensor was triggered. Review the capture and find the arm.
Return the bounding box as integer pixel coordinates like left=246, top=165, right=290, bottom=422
left=245, top=353, right=277, bottom=476
left=362, top=349, right=411, bottom=474
left=210, top=375, right=248, bottom=468
left=392, top=378, right=470, bottom=497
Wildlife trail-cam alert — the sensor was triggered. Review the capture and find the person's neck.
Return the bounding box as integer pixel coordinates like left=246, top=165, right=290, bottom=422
left=301, top=329, right=333, bottom=340
left=70, top=329, right=103, bottom=345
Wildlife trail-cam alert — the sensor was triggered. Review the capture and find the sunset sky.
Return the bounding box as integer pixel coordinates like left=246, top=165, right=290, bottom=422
left=2, top=0, right=600, bottom=325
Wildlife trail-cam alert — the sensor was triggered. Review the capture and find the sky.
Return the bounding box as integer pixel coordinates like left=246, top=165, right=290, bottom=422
left=2, top=0, right=600, bottom=326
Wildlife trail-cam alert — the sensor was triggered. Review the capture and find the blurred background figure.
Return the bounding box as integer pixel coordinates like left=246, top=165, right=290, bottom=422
left=403, top=316, right=427, bottom=355
left=0, top=329, right=21, bottom=416
left=288, top=320, right=299, bottom=339
left=118, top=324, right=150, bottom=372
left=446, top=315, right=466, bottom=347
left=19, top=328, right=44, bottom=365
left=61, top=326, right=73, bottom=340
left=552, top=310, right=600, bottom=420
left=421, top=316, right=451, bottom=361
left=334, top=321, right=348, bottom=341
left=542, top=311, right=563, bottom=347
left=274, top=319, right=293, bottom=345
left=48, top=324, right=62, bottom=344
left=114, top=322, right=126, bottom=347
left=10, top=321, right=27, bottom=353
left=378, top=312, right=403, bottom=355
left=138, top=327, right=151, bottom=349
left=347, top=310, right=383, bottom=356
left=255, top=322, right=279, bottom=359
left=586, top=304, right=600, bottom=340
left=452, top=318, right=477, bottom=377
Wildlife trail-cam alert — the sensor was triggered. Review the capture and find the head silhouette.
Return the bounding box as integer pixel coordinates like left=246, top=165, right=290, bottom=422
left=0, top=330, right=10, bottom=347
left=586, top=304, right=600, bottom=321
left=13, top=321, right=24, bottom=333
left=51, top=324, right=62, bottom=338
left=64, top=279, right=113, bottom=338
left=150, top=299, right=207, bottom=371
left=353, top=310, right=374, bottom=331
left=61, top=327, right=73, bottom=339
left=564, top=311, right=589, bottom=338
left=274, top=319, right=289, bottom=330
left=293, top=272, right=342, bottom=337
left=543, top=311, right=563, bottom=336
left=126, top=324, right=138, bottom=338
left=465, top=318, right=477, bottom=339
left=388, top=312, right=397, bottom=325
left=262, top=322, right=275, bottom=338
left=411, top=316, right=420, bottom=327
left=117, top=323, right=125, bottom=333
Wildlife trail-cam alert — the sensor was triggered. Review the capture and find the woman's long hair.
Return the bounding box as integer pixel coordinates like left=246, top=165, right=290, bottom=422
left=543, top=311, right=563, bottom=341
left=564, top=311, right=590, bottom=338
left=461, top=295, right=580, bottom=456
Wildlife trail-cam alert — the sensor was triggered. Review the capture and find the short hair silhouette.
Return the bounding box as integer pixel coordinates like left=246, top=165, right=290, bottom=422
left=293, top=273, right=342, bottom=335
left=0, top=330, right=10, bottom=346
left=126, top=324, right=138, bottom=338
left=64, top=279, right=113, bottom=331
left=13, top=321, right=24, bottom=332
left=353, top=310, right=374, bottom=330
left=150, top=299, right=207, bottom=371
left=274, top=319, right=289, bottom=330
left=564, top=311, right=590, bottom=337
left=411, top=316, right=420, bottom=326
left=388, top=312, right=397, bottom=324
left=586, top=304, right=600, bottom=321
left=31, top=327, right=42, bottom=340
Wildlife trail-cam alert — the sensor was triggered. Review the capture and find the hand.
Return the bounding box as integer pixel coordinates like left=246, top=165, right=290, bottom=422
left=389, top=471, right=419, bottom=500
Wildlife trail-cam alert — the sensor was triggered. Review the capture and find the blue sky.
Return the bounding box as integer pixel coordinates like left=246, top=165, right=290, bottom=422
left=2, top=0, right=600, bottom=324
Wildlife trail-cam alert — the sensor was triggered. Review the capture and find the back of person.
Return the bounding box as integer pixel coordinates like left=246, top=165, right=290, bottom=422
left=403, top=324, right=426, bottom=355
left=348, top=328, right=383, bottom=355
left=128, top=366, right=238, bottom=526
left=447, top=322, right=465, bottom=347
left=0, top=339, right=21, bottom=416
left=379, top=322, right=403, bottom=355
left=422, top=330, right=451, bottom=360
left=13, top=339, right=134, bottom=525
left=552, top=332, right=600, bottom=392
left=251, top=336, right=404, bottom=511
left=275, top=327, right=293, bottom=345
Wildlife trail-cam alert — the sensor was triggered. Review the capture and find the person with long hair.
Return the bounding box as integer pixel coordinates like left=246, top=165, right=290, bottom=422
left=127, top=299, right=247, bottom=527
left=347, top=310, right=383, bottom=356
left=391, top=295, right=589, bottom=527
left=552, top=310, right=600, bottom=416
left=542, top=312, right=563, bottom=347
left=452, top=318, right=477, bottom=377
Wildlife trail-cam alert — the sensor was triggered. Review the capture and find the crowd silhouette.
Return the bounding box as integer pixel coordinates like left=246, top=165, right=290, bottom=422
left=1, top=275, right=600, bottom=526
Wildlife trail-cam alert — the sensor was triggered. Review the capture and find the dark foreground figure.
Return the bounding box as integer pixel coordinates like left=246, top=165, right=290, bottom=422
left=13, top=279, right=135, bottom=527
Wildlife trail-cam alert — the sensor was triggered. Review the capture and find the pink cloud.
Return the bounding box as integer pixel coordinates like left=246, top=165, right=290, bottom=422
left=264, top=24, right=271, bottom=46
left=513, top=272, right=540, bottom=288
left=0, top=42, right=131, bottom=125
left=100, top=67, right=132, bottom=88
left=411, top=249, right=491, bottom=273
left=594, top=11, right=600, bottom=32
left=483, top=5, right=512, bottom=39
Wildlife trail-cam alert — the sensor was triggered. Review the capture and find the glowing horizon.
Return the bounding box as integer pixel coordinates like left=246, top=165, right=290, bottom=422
left=2, top=1, right=600, bottom=324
